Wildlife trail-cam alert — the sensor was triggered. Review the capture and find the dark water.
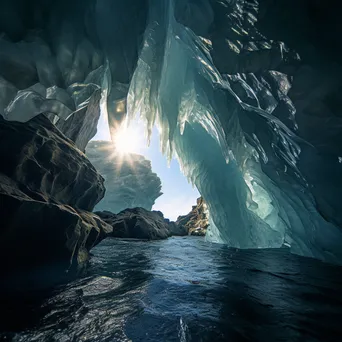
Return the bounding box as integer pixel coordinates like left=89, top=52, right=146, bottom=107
left=2, top=237, right=342, bottom=341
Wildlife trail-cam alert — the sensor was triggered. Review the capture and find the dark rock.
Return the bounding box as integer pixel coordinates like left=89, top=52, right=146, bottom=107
left=0, top=114, right=105, bottom=211
left=176, top=197, right=209, bottom=236
left=164, top=220, right=188, bottom=237
left=0, top=173, right=112, bottom=276
left=96, top=207, right=186, bottom=240
left=0, top=115, right=111, bottom=289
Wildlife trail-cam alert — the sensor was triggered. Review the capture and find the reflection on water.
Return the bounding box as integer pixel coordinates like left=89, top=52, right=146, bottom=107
left=2, top=237, right=342, bottom=341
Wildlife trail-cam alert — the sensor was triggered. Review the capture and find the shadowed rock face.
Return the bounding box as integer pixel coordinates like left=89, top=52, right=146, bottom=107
left=0, top=115, right=111, bottom=289
left=96, top=208, right=187, bottom=240
left=86, top=141, right=162, bottom=213
left=0, top=115, right=105, bottom=211
left=176, top=197, right=209, bottom=236
left=0, top=174, right=112, bottom=277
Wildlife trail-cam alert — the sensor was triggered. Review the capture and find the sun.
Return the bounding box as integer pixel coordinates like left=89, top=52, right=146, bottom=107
left=113, top=124, right=141, bottom=154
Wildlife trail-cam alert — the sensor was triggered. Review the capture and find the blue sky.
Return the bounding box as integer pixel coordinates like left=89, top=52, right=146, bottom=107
left=92, top=112, right=199, bottom=220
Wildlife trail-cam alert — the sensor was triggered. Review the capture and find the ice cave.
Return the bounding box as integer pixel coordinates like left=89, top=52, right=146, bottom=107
left=1, top=0, right=342, bottom=341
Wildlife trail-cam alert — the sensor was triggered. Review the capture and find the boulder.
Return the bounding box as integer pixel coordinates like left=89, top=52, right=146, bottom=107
left=0, top=174, right=112, bottom=279
left=164, top=220, right=188, bottom=237
left=0, top=115, right=105, bottom=211
left=176, top=197, right=209, bottom=236
left=0, top=115, right=111, bottom=289
left=96, top=207, right=187, bottom=240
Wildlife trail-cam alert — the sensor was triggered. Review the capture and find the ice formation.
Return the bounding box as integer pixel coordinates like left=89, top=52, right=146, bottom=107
left=1, top=0, right=342, bottom=264
left=127, top=0, right=342, bottom=263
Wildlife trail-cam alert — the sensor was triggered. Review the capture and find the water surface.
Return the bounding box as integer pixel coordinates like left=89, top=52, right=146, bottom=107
left=4, top=237, right=342, bottom=341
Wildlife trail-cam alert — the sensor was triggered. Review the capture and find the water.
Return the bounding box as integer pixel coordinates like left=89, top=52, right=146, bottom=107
left=2, top=237, right=342, bottom=341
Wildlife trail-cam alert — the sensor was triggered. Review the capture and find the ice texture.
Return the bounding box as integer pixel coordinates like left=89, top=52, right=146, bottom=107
left=127, top=0, right=342, bottom=263
left=1, top=0, right=342, bottom=264
left=0, top=0, right=106, bottom=131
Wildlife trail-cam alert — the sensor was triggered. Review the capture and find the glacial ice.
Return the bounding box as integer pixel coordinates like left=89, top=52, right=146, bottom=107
left=127, top=0, right=342, bottom=263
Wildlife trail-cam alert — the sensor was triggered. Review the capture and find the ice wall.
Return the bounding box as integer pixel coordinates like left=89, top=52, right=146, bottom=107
left=127, top=0, right=342, bottom=263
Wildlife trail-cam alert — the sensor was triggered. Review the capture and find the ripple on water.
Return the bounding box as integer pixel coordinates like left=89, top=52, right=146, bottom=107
left=3, top=236, right=342, bottom=342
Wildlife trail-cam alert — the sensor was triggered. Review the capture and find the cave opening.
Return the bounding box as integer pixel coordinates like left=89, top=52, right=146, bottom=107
left=90, top=108, right=200, bottom=221
left=1, top=0, right=342, bottom=340
left=0, top=0, right=341, bottom=264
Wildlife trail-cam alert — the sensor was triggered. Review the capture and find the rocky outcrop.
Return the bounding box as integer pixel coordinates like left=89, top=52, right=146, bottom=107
left=96, top=207, right=187, bottom=240
left=0, top=115, right=105, bottom=211
left=86, top=141, right=162, bottom=213
left=0, top=174, right=112, bottom=276
left=0, top=115, right=111, bottom=288
left=176, top=197, right=209, bottom=236
left=163, top=218, right=188, bottom=237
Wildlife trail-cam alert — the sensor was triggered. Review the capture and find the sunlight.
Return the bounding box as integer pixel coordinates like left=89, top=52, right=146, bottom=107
left=113, top=122, right=144, bottom=155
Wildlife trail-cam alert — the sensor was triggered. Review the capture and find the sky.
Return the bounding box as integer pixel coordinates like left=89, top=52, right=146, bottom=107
left=92, top=111, right=200, bottom=221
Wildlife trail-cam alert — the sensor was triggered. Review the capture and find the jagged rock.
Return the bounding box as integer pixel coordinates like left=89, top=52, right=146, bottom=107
left=176, top=197, right=209, bottom=236
left=0, top=115, right=110, bottom=289
left=96, top=207, right=187, bottom=240
left=0, top=114, right=105, bottom=211
left=163, top=218, right=188, bottom=237
left=86, top=141, right=162, bottom=213
left=0, top=173, right=112, bottom=279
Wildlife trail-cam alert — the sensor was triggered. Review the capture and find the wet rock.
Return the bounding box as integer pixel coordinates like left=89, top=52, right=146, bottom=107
left=0, top=115, right=110, bottom=289
left=0, top=173, right=112, bottom=279
left=96, top=208, right=186, bottom=240
left=176, top=197, right=209, bottom=236
left=164, top=220, right=187, bottom=237
left=0, top=114, right=105, bottom=211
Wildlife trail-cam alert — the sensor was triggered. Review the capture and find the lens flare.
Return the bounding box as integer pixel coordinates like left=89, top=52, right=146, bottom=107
left=113, top=124, right=141, bottom=154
